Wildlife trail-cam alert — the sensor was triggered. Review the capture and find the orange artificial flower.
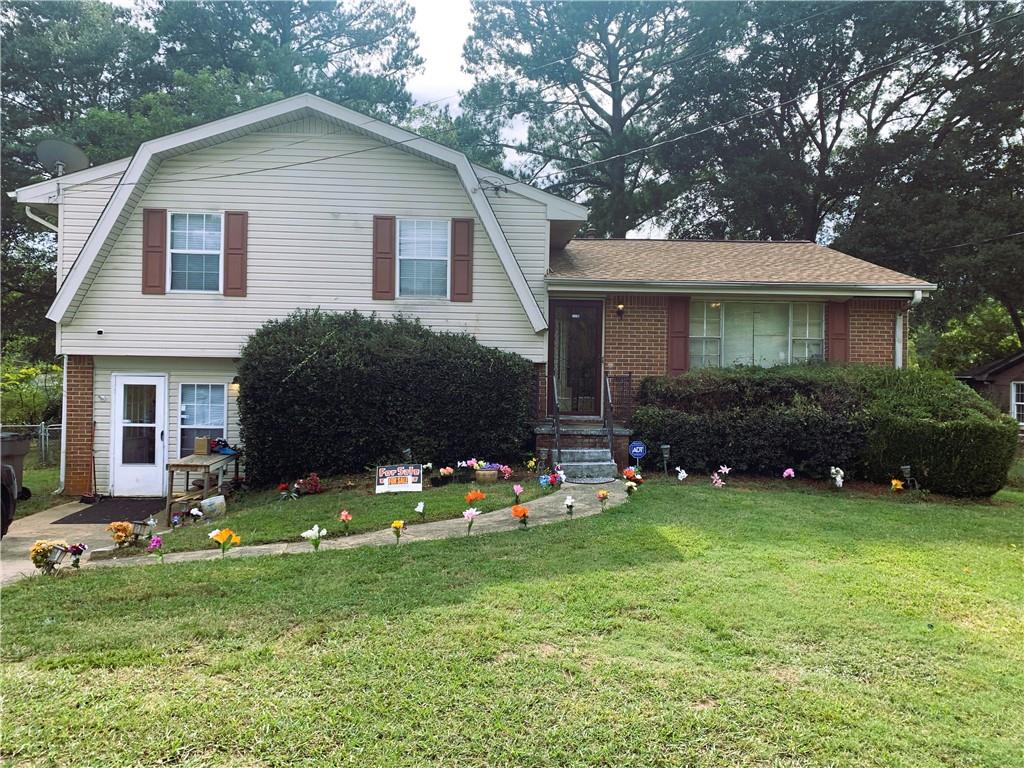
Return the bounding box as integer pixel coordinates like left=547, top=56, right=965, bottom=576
left=465, top=489, right=487, bottom=504
left=511, top=504, right=529, bottom=519
left=211, top=528, right=233, bottom=544
left=623, top=468, right=637, bottom=480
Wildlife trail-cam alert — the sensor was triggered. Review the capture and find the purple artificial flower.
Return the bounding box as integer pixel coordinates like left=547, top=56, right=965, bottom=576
left=782, top=468, right=795, bottom=479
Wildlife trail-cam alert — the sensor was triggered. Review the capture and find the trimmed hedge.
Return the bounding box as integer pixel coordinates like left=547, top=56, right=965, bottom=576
left=238, top=310, right=533, bottom=485
left=634, top=365, right=1018, bottom=497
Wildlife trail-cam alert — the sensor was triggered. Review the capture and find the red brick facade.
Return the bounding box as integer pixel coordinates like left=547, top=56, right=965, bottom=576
left=64, top=355, right=94, bottom=496
left=846, top=299, right=908, bottom=365
left=603, top=294, right=667, bottom=396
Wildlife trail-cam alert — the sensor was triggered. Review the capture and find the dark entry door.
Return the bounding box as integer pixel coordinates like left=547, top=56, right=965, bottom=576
left=549, top=300, right=603, bottom=416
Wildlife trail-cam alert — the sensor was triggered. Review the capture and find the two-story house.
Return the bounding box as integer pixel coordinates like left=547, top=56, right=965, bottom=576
left=13, top=94, right=935, bottom=497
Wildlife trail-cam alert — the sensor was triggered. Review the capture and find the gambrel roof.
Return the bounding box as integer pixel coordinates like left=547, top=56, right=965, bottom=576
left=30, top=94, right=587, bottom=331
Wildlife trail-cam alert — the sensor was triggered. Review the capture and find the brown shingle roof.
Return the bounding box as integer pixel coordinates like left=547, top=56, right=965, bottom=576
left=548, top=239, right=934, bottom=288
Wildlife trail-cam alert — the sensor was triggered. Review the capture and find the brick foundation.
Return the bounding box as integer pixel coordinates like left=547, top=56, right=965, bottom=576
left=64, top=355, right=94, bottom=496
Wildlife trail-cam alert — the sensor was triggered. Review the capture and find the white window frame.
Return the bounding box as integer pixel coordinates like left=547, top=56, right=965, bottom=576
left=689, top=300, right=724, bottom=369
left=1012, top=381, right=1024, bottom=426
left=396, top=217, right=451, bottom=300
left=178, top=382, right=228, bottom=459
left=167, top=211, right=224, bottom=293
left=689, top=300, right=825, bottom=368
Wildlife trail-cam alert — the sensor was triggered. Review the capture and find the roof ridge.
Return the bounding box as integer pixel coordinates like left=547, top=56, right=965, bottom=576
left=569, top=237, right=817, bottom=244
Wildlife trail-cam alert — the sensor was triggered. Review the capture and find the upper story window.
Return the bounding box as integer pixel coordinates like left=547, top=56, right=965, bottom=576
left=169, top=213, right=222, bottom=292
left=397, top=218, right=449, bottom=298
left=689, top=301, right=825, bottom=368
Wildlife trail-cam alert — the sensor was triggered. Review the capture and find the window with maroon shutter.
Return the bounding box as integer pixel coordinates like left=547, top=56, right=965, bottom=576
left=667, top=296, right=691, bottom=375
left=827, top=301, right=850, bottom=362
left=223, top=211, right=247, bottom=296
left=141, top=208, right=167, bottom=294
left=372, top=215, right=396, bottom=299
left=450, top=218, right=473, bottom=302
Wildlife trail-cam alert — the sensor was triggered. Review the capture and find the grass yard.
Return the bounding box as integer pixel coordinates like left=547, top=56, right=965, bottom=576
left=13, top=459, right=64, bottom=519
left=134, top=477, right=545, bottom=555
left=2, top=480, right=1022, bottom=767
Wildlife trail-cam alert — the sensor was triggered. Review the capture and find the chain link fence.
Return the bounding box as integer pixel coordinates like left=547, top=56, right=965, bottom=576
left=1, top=423, right=63, bottom=466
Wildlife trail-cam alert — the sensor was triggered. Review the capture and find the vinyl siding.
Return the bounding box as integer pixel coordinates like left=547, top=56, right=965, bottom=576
left=59, top=168, right=124, bottom=283
left=93, top=356, right=238, bottom=495
left=60, top=117, right=548, bottom=361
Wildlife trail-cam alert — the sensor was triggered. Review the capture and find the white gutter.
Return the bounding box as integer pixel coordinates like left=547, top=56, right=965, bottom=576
left=25, top=205, right=58, bottom=232
left=894, top=313, right=904, bottom=369
left=546, top=277, right=937, bottom=299
left=55, top=355, right=67, bottom=495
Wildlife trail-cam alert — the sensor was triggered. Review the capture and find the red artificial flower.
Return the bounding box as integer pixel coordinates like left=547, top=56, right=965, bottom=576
left=277, top=483, right=289, bottom=492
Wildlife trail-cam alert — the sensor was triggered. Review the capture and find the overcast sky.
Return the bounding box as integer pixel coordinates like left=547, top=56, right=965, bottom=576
left=407, top=0, right=475, bottom=110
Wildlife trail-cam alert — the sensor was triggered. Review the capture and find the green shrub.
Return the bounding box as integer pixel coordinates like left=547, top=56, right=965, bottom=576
left=0, top=359, right=62, bottom=424
left=238, top=310, right=533, bottom=485
left=635, top=365, right=1017, bottom=497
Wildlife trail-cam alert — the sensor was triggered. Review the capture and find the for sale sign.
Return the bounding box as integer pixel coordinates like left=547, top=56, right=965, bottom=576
left=375, top=464, right=424, bottom=494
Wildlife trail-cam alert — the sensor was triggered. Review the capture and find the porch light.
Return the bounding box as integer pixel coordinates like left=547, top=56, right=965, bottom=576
left=615, top=303, right=625, bottom=319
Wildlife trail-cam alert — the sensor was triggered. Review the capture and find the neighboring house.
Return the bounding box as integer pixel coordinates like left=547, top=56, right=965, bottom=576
left=12, top=94, right=935, bottom=496
left=957, top=349, right=1024, bottom=429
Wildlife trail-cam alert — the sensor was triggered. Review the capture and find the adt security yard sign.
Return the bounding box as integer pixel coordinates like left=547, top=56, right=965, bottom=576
left=628, top=441, right=647, bottom=460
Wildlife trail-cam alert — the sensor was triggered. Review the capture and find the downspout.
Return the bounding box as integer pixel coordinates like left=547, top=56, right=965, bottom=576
left=25, top=205, right=58, bottom=233
left=895, top=291, right=923, bottom=369
left=55, top=354, right=67, bottom=494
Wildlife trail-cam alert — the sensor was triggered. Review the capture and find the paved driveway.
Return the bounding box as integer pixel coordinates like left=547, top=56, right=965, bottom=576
left=1, top=502, right=113, bottom=585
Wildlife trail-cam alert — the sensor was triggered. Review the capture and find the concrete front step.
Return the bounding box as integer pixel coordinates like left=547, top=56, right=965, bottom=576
left=556, top=447, right=614, bottom=463
left=559, top=460, right=620, bottom=481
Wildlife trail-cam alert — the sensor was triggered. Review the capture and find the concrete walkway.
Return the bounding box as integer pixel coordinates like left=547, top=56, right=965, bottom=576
left=1, top=483, right=625, bottom=583
left=76, top=481, right=628, bottom=575
left=1, top=500, right=116, bottom=585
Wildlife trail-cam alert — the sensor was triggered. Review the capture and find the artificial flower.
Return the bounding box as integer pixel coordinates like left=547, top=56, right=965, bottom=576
left=719, top=465, right=732, bottom=475
left=830, top=466, right=845, bottom=488
left=106, top=521, right=134, bottom=546
left=891, top=478, right=905, bottom=492
left=67, top=542, right=88, bottom=568
left=414, top=501, right=426, bottom=521
left=391, top=519, right=406, bottom=543
left=465, top=489, right=486, bottom=504
left=711, top=473, right=725, bottom=488
left=512, top=483, right=524, bottom=502
left=539, top=474, right=550, bottom=488
left=463, top=507, right=480, bottom=534
left=188, top=507, right=204, bottom=519
left=147, top=536, right=164, bottom=563
left=624, top=481, right=638, bottom=496
left=782, top=468, right=795, bottom=479
left=565, top=495, right=575, bottom=517
left=171, top=514, right=182, bottom=527
left=511, top=504, right=530, bottom=528
left=29, top=539, right=69, bottom=573
left=423, top=462, right=433, bottom=471
left=675, top=467, right=688, bottom=481
left=597, top=489, right=610, bottom=510
left=526, top=457, right=537, bottom=471
left=301, top=524, right=327, bottom=551
left=210, top=527, right=240, bottom=555
left=440, top=466, right=454, bottom=477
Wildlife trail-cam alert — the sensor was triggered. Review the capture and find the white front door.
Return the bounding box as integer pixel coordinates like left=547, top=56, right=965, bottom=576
left=111, top=375, right=167, bottom=497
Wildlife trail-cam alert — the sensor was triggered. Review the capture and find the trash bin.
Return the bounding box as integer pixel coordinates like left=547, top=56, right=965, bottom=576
left=0, top=432, right=33, bottom=499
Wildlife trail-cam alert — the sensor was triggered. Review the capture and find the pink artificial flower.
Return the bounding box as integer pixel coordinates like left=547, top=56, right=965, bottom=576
left=782, top=468, right=795, bottom=479
left=711, top=472, right=725, bottom=488
left=147, top=536, right=163, bottom=551
left=512, top=483, right=524, bottom=498
left=718, top=465, right=732, bottom=475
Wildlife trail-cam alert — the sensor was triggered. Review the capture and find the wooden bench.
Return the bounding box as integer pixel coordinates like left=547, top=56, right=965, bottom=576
left=164, top=452, right=241, bottom=525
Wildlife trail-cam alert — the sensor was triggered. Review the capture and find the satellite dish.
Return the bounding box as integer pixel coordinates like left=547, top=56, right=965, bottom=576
left=36, top=139, right=90, bottom=176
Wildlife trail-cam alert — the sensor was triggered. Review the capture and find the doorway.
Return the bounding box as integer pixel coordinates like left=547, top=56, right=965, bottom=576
left=111, top=374, right=167, bottom=496
left=549, top=300, right=603, bottom=416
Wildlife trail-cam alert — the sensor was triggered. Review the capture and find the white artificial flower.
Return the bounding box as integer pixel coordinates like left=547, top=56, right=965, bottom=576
left=422, top=462, right=433, bottom=471
left=675, top=467, right=688, bottom=481
left=565, top=495, right=575, bottom=508
left=145, top=516, right=157, bottom=527
left=301, top=524, right=324, bottom=540
left=415, top=501, right=425, bottom=514
left=208, top=529, right=221, bottom=539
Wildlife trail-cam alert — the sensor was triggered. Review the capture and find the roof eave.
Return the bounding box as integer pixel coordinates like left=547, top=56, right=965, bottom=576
left=544, top=277, right=937, bottom=298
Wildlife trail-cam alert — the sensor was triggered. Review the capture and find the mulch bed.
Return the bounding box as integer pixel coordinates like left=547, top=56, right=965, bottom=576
left=53, top=497, right=164, bottom=525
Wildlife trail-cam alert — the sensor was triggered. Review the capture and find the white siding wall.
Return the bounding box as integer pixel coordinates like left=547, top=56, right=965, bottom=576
left=60, top=117, right=549, bottom=362
left=93, top=356, right=238, bottom=494
left=59, top=170, right=123, bottom=282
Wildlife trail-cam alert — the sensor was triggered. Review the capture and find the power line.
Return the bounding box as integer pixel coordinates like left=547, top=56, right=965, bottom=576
left=919, top=230, right=1024, bottom=254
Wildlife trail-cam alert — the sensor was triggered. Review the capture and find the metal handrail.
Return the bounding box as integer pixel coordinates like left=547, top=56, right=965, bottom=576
left=551, top=373, right=561, bottom=467
left=602, top=373, right=615, bottom=457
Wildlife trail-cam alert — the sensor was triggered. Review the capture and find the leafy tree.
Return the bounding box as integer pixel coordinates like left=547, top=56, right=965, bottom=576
left=654, top=1, right=1023, bottom=241
left=917, top=300, right=1023, bottom=372
left=403, top=105, right=506, bottom=171
left=149, top=0, right=422, bottom=119
left=463, top=0, right=699, bottom=237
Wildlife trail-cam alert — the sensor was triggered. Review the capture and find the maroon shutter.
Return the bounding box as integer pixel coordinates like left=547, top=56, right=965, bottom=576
left=141, top=208, right=167, bottom=294
left=667, top=296, right=691, bottom=375
left=372, top=215, right=396, bottom=299
left=450, top=218, right=474, bottom=302
left=223, top=211, right=248, bottom=297
left=827, top=301, right=850, bottom=362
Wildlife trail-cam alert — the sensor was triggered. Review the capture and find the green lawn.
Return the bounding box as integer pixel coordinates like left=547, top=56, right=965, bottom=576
left=13, top=459, right=64, bottom=519
left=3, top=480, right=1022, bottom=767
left=139, top=477, right=545, bottom=555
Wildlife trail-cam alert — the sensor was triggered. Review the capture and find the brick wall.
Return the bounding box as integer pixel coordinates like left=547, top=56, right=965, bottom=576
left=64, top=355, right=94, bottom=495
left=845, top=299, right=908, bottom=366
left=603, top=294, right=667, bottom=392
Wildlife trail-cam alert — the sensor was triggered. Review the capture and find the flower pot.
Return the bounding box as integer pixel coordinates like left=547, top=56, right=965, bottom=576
left=475, top=469, right=499, bottom=484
